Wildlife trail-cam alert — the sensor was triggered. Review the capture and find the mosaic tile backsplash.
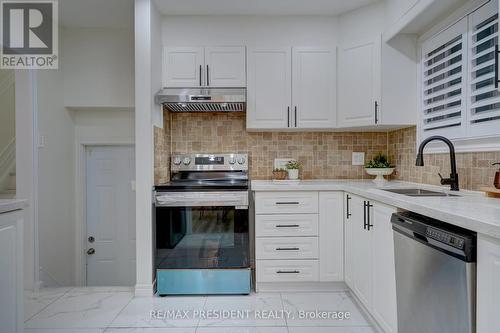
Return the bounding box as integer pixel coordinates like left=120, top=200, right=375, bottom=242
left=388, top=126, right=500, bottom=191
left=155, top=112, right=387, bottom=182
left=154, top=113, right=500, bottom=191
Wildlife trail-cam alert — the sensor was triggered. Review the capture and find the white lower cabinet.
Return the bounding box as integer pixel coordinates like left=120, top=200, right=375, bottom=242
left=0, top=209, right=23, bottom=333
left=344, top=193, right=397, bottom=333
left=477, top=234, right=500, bottom=333
left=254, top=191, right=343, bottom=288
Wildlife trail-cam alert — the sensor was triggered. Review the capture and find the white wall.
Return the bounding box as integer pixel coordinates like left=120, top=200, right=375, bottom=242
left=37, top=68, right=76, bottom=286
left=0, top=70, right=15, bottom=154
left=62, top=28, right=135, bottom=108
left=162, top=15, right=338, bottom=48
left=37, top=26, right=135, bottom=287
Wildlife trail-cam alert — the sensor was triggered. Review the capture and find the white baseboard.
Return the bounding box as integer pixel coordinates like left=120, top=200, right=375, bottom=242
left=255, top=281, right=348, bottom=293
left=134, top=283, right=154, bottom=297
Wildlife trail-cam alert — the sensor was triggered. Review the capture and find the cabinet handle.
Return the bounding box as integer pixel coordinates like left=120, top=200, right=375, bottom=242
left=276, top=224, right=300, bottom=228
left=294, top=106, right=298, bottom=127
left=374, top=101, right=379, bottom=124
left=363, top=201, right=367, bottom=230
left=346, top=195, right=352, bottom=219
left=276, top=247, right=300, bottom=251
left=206, top=65, right=210, bottom=86
left=366, top=201, right=374, bottom=231
left=496, top=45, right=500, bottom=89
left=287, top=106, right=290, bottom=127
left=277, top=270, right=300, bottom=274
left=275, top=201, right=300, bottom=205
left=199, top=65, right=202, bottom=86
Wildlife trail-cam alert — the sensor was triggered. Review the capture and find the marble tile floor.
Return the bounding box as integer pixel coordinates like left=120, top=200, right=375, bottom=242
left=24, top=287, right=378, bottom=333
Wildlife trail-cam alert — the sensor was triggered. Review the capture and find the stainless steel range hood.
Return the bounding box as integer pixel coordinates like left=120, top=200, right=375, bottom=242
left=155, top=87, right=246, bottom=112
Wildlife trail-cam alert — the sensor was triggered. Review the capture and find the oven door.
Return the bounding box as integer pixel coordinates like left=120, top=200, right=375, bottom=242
left=155, top=191, right=250, bottom=270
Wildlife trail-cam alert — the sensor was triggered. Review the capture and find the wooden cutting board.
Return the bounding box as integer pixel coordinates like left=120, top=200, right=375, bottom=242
left=480, top=187, right=500, bottom=198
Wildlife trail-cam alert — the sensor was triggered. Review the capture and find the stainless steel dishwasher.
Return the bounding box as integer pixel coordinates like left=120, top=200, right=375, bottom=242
left=391, top=211, right=476, bottom=333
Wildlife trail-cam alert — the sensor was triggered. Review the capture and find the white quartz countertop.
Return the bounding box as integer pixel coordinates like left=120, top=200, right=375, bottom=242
left=0, top=199, right=28, bottom=214
left=251, top=180, right=500, bottom=238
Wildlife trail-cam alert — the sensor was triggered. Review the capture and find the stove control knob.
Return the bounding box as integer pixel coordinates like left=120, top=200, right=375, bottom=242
left=182, top=157, right=191, bottom=165
left=228, top=157, right=236, bottom=165
left=173, top=157, right=182, bottom=165
left=237, top=156, right=246, bottom=165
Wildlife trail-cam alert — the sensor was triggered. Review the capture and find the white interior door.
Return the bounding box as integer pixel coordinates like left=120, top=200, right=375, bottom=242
left=85, top=146, right=136, bottom=286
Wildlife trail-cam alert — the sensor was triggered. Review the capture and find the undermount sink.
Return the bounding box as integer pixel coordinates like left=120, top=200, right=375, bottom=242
left=382, top=188, right=460, bottom=197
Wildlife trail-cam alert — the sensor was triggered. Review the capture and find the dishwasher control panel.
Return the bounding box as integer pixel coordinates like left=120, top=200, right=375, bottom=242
left=426, top=227, right=465, bottom=249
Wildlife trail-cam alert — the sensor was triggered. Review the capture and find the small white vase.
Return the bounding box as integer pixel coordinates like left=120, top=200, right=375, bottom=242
left=364, top=168, right=395, bottom=187
left=287, top=169, right=299, bottom=180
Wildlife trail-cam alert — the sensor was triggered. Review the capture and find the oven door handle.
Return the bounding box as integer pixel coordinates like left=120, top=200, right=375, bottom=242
left=155, top=191, right=249, bottom=208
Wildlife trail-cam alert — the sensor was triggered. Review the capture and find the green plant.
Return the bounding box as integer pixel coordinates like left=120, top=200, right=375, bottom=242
left=365, top=153, right=394, bottom=168
left=286, top=160, right=301, bottom=170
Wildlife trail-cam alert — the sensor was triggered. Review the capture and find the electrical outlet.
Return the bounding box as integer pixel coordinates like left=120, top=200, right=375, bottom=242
left=274, top=158, right=291, bottom=169
left=352, top=152, right=365, bottom=166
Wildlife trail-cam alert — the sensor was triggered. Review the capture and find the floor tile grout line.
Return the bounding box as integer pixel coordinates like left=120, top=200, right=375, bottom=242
left=24, top=287, right=75, bottom=323
left=194, top=296, right=209, bottom=333
left=104, top=291, right=135, bottom=330
left=278, top=292, right=290, bottom=332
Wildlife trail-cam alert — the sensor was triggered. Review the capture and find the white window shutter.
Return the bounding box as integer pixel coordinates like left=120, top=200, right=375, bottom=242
left=467, top=0, right=500, bottom=136
left=420, top=17, right=468, bottom=140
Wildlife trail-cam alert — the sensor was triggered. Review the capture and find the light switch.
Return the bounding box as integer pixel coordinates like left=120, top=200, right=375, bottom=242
left=352, top=152, right=365, bottom=166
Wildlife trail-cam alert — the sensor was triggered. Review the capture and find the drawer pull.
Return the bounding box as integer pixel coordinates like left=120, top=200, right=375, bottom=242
left=275, top=201, right=300, bottom=205
left=275, top=224, right=300, bottom=228
left=277, top=270, right=300, bottom=274
left=276, top=247, right=300, bottom=251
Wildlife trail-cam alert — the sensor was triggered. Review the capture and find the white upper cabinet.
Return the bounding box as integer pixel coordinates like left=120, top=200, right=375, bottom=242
left=163, top=46, right=246, bottom=88
left=338, top=38, right=381, bottom=127
left=247, top=47, right=336, bottom=130
left=292, top=47, right=337, bottom=128
left=247, top=48, right=292, bottom=129
left=338, top=34, right=417, bottom=128
left=163, top=47, right=204, bottom=87
left=204, top=46, right=246, bottom=87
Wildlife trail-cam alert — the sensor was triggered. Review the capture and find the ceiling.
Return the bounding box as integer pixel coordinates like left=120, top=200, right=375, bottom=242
left=153, top=0, right=378, bottom=16
left=59, top=0, right=378, bottom=29
left=59, top=0, right=134, bottom=29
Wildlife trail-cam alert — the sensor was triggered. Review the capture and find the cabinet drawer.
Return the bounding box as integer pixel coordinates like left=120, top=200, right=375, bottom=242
left=256, top=260, right=319, bottom=282
left=256, top=237, right=318, bottom=260
left=255, top=192, right=318, bottom=214
left=255, top=214, right=318, bottom=237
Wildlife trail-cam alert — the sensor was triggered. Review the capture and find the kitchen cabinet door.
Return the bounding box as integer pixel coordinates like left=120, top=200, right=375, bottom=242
left=337, top=38, right=381, bottom=127
left=292, top=47, right=336, bottom=129
left=477, top=234, right=500, bottom=333
left=344, top=193, right=355, bottom=289
left=205, top=46, right=246, bottom=87
left=0, top=210, right=23, bottom=333
left=319, top=192, right=343, bottom=281
left=371, top=203, right=398, bottom=333
left=247, top=48, right=292, bottom=129
left=163, top=47, right=204, bottom=87
left=350, top=195, right=373, bottom=310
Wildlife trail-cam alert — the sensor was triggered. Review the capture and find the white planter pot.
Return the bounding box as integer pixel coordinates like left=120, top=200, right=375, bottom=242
left=287, top=169, right=299, bottom=180
left=364, top=168, right=395, bottom=187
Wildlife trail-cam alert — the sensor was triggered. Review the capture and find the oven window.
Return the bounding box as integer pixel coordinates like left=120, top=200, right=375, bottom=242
left=155, top=206, right=249, bottom=269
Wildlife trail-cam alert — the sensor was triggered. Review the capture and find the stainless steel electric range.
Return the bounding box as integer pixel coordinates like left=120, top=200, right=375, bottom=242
left=154, top=153, right=251, bottom=295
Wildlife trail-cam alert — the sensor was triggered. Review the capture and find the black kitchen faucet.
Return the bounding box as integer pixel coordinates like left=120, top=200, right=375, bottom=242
left=416, top=135, right=459, bottom=191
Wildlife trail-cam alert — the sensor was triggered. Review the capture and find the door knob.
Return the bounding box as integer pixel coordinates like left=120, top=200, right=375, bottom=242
left=88, top=236, right=95, bottom=243
left=87, top=248, right=95, bottom=255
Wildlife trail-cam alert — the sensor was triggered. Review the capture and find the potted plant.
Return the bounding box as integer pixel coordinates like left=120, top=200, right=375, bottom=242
left=272, top=168, right=288, bottom=180
left=286, top=160, right=301, bottom=180
left=364, top=153, right=395, bottom=186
